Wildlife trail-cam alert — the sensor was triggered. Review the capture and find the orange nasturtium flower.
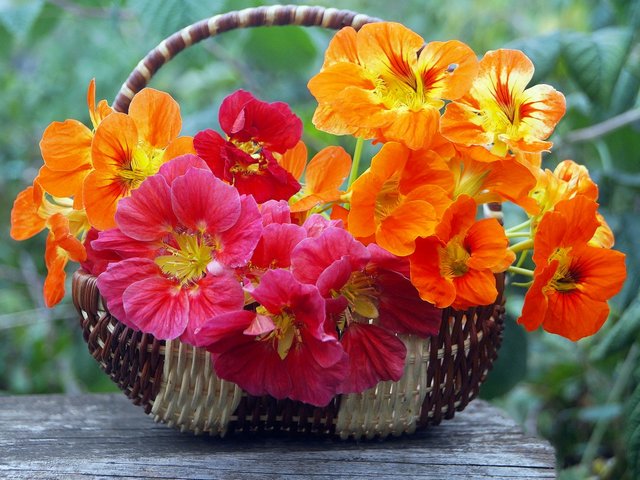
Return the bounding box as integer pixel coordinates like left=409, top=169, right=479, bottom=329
left=283, top=144, right=352, bottom=214
left=37, top=79, right=112, bottom=209
left=409, top=195, right=514, bottom=310
left=348, top=142, right=453, bottom=256
left=83, top=88, right=195, bottom=230
left=441, top=49, right=566, bottom=157
left=518, top=195, right=626, bottom=340
left=10, top=181, right=90, bottom=307
left=308, top=22, right=479, bottom=150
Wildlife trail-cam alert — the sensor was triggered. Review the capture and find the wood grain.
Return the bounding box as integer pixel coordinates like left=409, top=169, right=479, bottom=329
left=0, top=394, right=555, bottom=479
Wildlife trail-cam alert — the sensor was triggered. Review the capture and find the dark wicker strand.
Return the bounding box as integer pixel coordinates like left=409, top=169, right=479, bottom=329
left=113, top=5, right=381, bottom=113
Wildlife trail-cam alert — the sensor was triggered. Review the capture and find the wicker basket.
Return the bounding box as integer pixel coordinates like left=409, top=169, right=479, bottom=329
left=72, top=5, right=506, bottom=440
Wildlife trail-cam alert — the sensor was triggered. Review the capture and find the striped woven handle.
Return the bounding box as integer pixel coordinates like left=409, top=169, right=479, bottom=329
left=113, top=5, right=381, bottom=112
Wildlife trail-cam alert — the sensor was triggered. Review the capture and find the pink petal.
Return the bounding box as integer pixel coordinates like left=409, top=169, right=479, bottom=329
left=81, top=228, right=122, bottom=275
left=180, top=272, right=246, bottom=346
left=250, top=223, right=307, bottom=270
left=115, top=174, right=176, bottom=241
left=216, top=194, right=262, bottom=268
left=96, top=258, right=162, bottom=329
left=316, top=256, right=353, bottom=297
left=291, top=227, right=369, bottom=284
left=170, top=167, right=241, bottom=234
left=302, top=213, right=343, bottom=238
left=157, top=154, right=210, bottom=184
left=193, top=129, right=228, bottom=180
left=260, top=200, right=292, bottom=225
left=122, top=276, right=190, bottom=339
left=338, top=323, right=407, bottom=394
left=195, top=310, right=256, bottom=347
left=91, top=228, right=156, bottom=259
left=243, top=313, right=276, bottom=336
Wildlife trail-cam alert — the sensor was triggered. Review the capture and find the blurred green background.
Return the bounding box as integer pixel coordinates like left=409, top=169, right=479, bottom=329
left=1, top=0, right=639, bottom=478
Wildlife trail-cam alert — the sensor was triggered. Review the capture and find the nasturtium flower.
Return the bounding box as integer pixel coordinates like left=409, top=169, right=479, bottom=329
left=94, top=156, right=260, bottom=343
left=291, top=226, right=441, bottom=393
left=195, top=268, right=348, bottom=407
left=308, top=22, right=479, bottom=150
left=410, top=195, right=514, bottom=310
left=10, top=181, right=90, bottom=306
left=348, top=142, right=452, bottom=256
left=194, top=90, right=302, bottom=203
left=518, top=195, right=626, bottom=340
left=441, top=49, right=566, bottom=156
left=84, top=88, right=195, bottom=230
left=37, top=79, right=112, bottom=209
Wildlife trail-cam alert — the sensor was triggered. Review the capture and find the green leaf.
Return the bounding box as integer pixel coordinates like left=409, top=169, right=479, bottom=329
left=0, top=0, right=44, bottom=41
left=562, top=27, right=633, bottom=107
left=590, top=291, right=640, bottom=361
left=129, top=0, right=223, bottom=37
left=243, top=26, right=317, bottom=74
left=625, top=381, right=640, bottom=479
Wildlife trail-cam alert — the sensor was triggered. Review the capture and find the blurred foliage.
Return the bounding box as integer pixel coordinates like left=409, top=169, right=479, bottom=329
left=1, top=0, right=639, bottom=477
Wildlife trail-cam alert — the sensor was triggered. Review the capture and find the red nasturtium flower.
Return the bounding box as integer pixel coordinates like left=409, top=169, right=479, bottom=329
left=194, top=90, right=302, bottom=203
left=290, top=226, right=442, bottom=393
left=37, top=79, right=112, bottom=209
left=308, top=22, right=479, bottom=150
left=195, top=268, right=348, bottom=407
left=518, top=196, right=626, bottom=340
left=348, top=142, right=452, bottom=256
left=93, top=156, right=261, bottom=343
left=409, top=195, right=514, bottom=310
left=10, top=181, right=90, bottom=307
left=441, top=49, right=566, bottom=157
left=84, top=88, right=195, bottom=230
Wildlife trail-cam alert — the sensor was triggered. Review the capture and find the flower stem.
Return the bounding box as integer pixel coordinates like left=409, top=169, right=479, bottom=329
left=507, top=266, right=534, bottom=277
left=509, top=238, right=534, bottom=254
left=506, top=218, right=532, bottom=233
left=347, top=137, right=364, bottom=188
left=506, top=232, right=532, bottom=239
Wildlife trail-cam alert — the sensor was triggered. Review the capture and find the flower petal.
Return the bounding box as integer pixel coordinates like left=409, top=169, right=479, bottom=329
left=128, top=88, right=182, bottom=148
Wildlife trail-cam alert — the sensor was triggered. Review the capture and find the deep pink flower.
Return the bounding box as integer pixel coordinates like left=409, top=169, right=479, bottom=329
left=291, top=226, right=441, bottom=393
left=194, top=90, right=302, bottom=203
left=195, top=269, right=347, bottom=406
left=94, top=156, right=262, bottom=343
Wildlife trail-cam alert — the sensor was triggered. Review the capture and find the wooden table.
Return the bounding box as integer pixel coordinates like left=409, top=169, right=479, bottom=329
left=0, top=393, right=555, bottom=479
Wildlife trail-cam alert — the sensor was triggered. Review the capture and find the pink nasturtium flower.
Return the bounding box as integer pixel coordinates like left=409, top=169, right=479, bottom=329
left=194, top=90, right=302, bottom=203
left=92, top=155, right=262, bottom=343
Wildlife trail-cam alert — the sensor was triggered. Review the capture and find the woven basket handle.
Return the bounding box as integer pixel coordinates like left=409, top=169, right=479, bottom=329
left=113, top=5, right=380, bottom=112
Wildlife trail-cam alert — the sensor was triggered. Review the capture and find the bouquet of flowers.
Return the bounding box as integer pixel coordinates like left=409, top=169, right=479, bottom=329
left=11, top=18, right=627, bottom=409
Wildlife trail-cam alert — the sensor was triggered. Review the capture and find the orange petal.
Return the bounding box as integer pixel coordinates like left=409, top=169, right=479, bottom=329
left=91, top=112, right=137, bottom=171
left=10, top=185, right=45, bottom=240
left=378, top=107, right=439, bottom=150
left=38, top=164, right=90, bottom=201
left=162, top=135, right=196, bottom=162
left=47, top=213, right=86, bottom=262
left=410, top=236, right=456, bottom=308
left=441, top=101, right=490, bottom=146
left=543, top=288, right=610, bottom=341
left=322, top=26, right=359, bottom=67
left=278, top=141, right=307, bottom=181
left=83, top=169, right=127, bottom=230
left=435, top=195, right=477, bottom=243
left=376, top=200, right=437, bottom=256
left=348, top=172, right=381, bottom=238
left=518, top=261, right=557, bottom=332
left=128, top=88, right=181, bottom=148
left=43, top=232, right=68, bottom=308
left=305, top=146, right=351, bottom=196
left=451, top=268, right=498, bottom=310
left=417, top=40, right=479, bottom=100
left=39, top=119, right=92, bottom=171
left=572, top=246, right=626, bottom=301
left=465, top=218, right=513, bottom=271
left=590, top=213, right=615, bottom=248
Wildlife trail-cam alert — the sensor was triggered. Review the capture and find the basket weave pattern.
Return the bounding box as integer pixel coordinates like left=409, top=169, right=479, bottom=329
left=73, top=270, right=504, bottom=438
left=72, top=4, right=506, bottom=439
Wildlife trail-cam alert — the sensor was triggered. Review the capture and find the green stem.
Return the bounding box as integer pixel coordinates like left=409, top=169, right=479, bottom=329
left=516, top=249, right=529, bottom=268
left=507, top=266, right=534, bottom=277
left=506, top=232, right=532, bottom=239
left=581, top=343, right=639, bottom=468
left=506, top=218, right=532, bottom=233
left=509, top=238, right=534, bottom=254
left=347, top=137, right=364, bottom=188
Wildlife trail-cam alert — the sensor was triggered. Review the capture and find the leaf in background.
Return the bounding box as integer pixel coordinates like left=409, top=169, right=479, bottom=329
left=625, top=381, right=640, bottom=479
left=128, top=0, right=223, bottom=37
left=26, top=1, right=63, bottom=44
left=590, top=292, right=640, bottom=361
left=608, top=68, right=640, bottom=116
left=0, top=0, right=44, bottom=42
left=243, top=26, right=317, bottom=74
left=562, top=27, right=633, bottom=107
left=506, top=33, right=562, bottom=84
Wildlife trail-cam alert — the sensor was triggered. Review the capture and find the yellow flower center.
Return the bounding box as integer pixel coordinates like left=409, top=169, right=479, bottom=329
left=339, top=270, right=379, bottom=320
left=547, top=247, right=578, bottom=293
left=155, top=233, right=213, bottom=284
left=375, top=68, right=444, bottom=112
left=452, top=162, right=490, bottom=199
left=256, top=306, right=300, bottom=360
left=118, top=142, right=166, bottom=190
left=38, top=194, right=90, bottom=238
left=374, top=173, right=404, bottom=221
left=439, top=237, right=470, bottom=278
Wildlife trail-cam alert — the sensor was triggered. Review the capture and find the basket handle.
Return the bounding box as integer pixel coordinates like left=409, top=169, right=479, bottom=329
left=113, top=5, right=381, bottom=113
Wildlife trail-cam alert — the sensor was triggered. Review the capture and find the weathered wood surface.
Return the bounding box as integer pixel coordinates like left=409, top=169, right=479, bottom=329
left=0, top=394, right=555, bottom=479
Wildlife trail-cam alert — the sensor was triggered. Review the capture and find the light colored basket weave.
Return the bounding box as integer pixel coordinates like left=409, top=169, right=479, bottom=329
left=72, top=5, right=505, bottom=440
